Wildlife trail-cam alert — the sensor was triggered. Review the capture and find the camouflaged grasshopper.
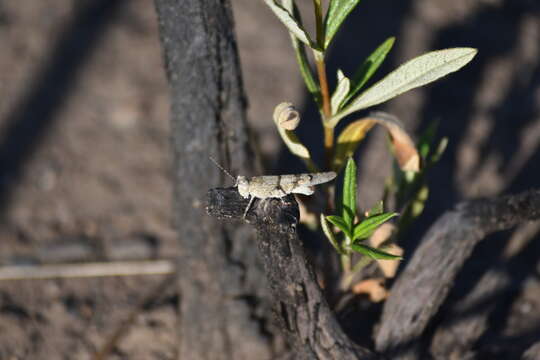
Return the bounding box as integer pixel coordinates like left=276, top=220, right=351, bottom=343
left=210, top=158, right=336, bottom=218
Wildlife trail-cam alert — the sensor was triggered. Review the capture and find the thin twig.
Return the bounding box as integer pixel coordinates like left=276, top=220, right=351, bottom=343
left=0, top=260, right=175, bottom=281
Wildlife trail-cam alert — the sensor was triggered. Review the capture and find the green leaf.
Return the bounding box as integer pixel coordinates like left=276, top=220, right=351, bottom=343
left=331, top=70, right=351, bottom=115
left=411, top=185, right=429, bottom=219
left=324, top=0, right=362, bottom=49
left=430, top=137, right=448, bottom=165
left=282, top=0, right=321, bottom=106
left=350, top=243, right=402, bottom=260
left=353, top=212, right=398, bottom=241
left=326, top=215, right=352, bottom=239
left=343, top=37, right=395, bottom=107
left=366, top=200, right=383, bottom=217
left=342, top=157, right=357, bottom=231
left=329, top=48, right=478, bottom=126
left=321, top=214, right=345, bottom=254
left=293, top=40, right=322, bottom=106
left=263, top=0, right=316, bottom=48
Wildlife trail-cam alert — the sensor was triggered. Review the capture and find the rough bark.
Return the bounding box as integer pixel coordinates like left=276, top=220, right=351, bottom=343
left=154, top=1, right=279, bottom=359
left=207, top=188, right=379, bottom=360
left=375, top=189, right=540, bottom=360
left=430, top=219, right=540, bottom=359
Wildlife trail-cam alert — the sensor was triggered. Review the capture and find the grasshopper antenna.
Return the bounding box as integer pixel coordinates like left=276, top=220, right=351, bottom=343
left=209, top=156, right=236, bottom=182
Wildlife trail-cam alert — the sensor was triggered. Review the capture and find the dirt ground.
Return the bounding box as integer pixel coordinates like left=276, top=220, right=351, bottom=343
left=0, top=0, right=538, bottom=359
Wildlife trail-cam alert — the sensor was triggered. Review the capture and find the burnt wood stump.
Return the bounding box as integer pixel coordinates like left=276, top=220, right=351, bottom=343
left=207, top=187, right=378, bottom=360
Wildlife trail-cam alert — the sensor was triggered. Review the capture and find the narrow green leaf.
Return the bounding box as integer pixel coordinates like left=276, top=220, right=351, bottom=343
left=321, top=214, right=345, bottom=254
left=282, top=0, right=321, bottom=106
left=324, top=0, right=362, bottom=49
left=353, top=212, right=398, bottom=241
left=430, top=137, right=448, bottom=164
left=329, top=48, right=478, bottom=127
left=343, top=37, right=395, bottom=107
left=331, top=70, right=351, bottom=115
left=411, top=185, right=429, bottom=219
left=293, top=40, right=322, bottom=106
left=263, top=0, right=315, bottom=48
left=326, top=215, right=352, bottom=239
left=350, top=243, right=402, bottom=260
left=342, top=157, right=357, bottom=231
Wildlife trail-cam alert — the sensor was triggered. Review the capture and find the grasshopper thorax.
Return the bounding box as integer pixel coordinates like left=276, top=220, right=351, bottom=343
left=236, top=176, right=250, bottom=199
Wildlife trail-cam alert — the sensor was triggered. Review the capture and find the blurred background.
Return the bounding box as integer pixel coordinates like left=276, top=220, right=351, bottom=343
left=0, top=0, right=538, bottom=358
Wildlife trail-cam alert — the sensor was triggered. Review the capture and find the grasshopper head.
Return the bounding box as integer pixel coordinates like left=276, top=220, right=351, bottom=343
left=236, top=176, right=250, bottom=198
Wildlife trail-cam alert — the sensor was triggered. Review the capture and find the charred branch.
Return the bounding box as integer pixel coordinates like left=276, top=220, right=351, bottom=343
left=207, top=187, right=379, bottom=360
left=375, top=189, right=540, bottom=360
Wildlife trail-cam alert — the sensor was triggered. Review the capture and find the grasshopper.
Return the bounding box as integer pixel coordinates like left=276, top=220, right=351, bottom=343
left=210, top=157, right=336, bottom=218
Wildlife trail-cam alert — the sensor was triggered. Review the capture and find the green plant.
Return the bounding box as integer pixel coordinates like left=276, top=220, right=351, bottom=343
left=321, top=157, right=400, bottom=289
left=265, top=0, right=476, bottom=173
left=264, top=0, right=476, bottom=291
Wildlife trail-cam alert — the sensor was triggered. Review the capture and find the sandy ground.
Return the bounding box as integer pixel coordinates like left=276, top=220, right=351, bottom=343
left=0, top=0, right=538, bottom=358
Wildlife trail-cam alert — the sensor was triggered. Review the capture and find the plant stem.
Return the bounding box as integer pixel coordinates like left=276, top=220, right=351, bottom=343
left=315, top=58, right=333, bottom=169
left=312, top=0, right=323, bottom=47
left=324, top=126, right=334, bottom=168
left=341, top=256, right=374, bottom=290
left=340, top=253, right=351, bottom=274
left=315, top=59, right=332, bottom=118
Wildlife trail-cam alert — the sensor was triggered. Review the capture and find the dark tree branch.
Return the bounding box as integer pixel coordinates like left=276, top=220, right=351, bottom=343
left=207, top=188, right=379, bottom=360
left=154, top=1, right=279, bottom=359
left=375, top=189, right=540, bottom=360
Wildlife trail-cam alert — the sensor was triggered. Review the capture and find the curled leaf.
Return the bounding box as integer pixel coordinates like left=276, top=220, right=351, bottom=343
left=274, top=102, right=300, bottom=130
left=333, top=119, right=375, bottom=170
left=333, top=112, right=420, bottom=172
left=273, top=103, right=317, bottom=172
left=329, top=47, right=478, bottom=126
